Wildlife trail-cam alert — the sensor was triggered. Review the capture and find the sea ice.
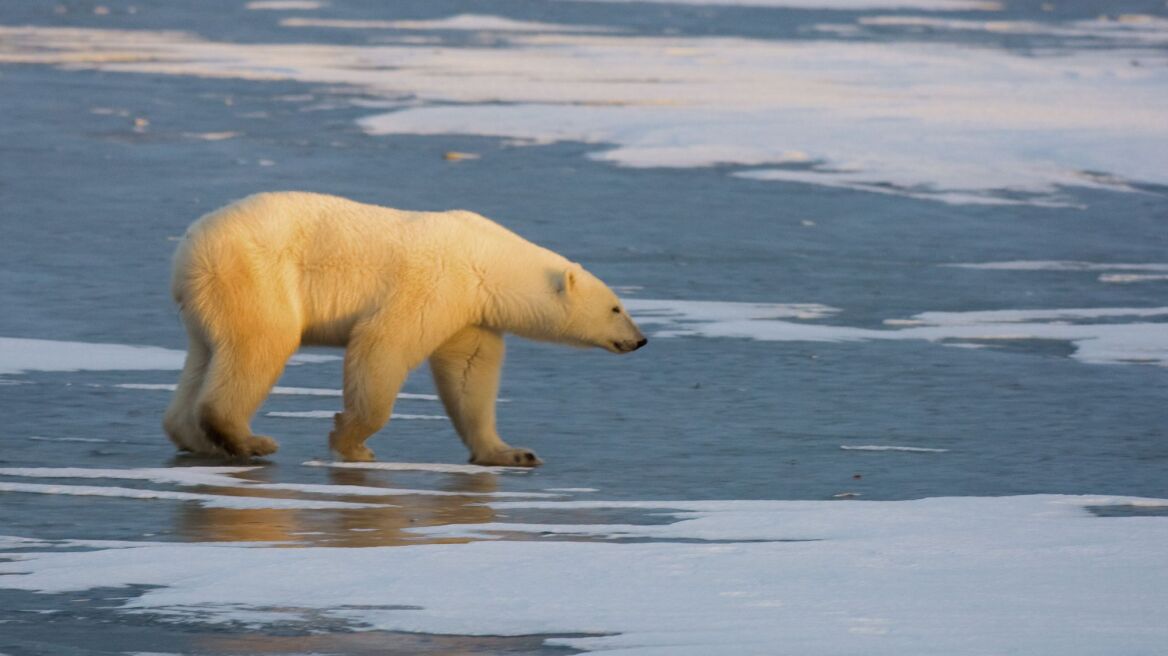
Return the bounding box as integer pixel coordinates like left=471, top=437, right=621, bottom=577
left=0, top=495, right=1164, bottom=655
left=1, top=20, right=1163, bottom=206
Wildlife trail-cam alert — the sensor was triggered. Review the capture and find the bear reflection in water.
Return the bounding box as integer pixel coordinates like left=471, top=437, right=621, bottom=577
left=176, top=468, right=500, bottom=548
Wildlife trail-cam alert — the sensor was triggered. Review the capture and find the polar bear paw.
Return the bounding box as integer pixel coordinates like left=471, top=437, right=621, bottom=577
left=245, top=435, right=280, bottom=457
left=471, top=447, right=543, bottom=467
left=334, top=444, right=376, bottom=463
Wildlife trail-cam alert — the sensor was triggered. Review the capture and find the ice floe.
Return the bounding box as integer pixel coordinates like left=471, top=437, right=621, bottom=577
left=943, top=261, right=1168, bottom=284
left=1, top=21, right=1164, bottom=206
left=0, top=337, right=337, bottom=377
left=245, top=0, right=326, bottom=9
left=0, top=466, right=257, bottom=487
left=0, top=466, right=551, bottom=498
left=1099, top=274, right=1168, bottom=284
left=303, top=459, right=532, bottom=474
left=280, top=14, right=618, bottom=33
left=945, top=261, right=1168, bottom=272
left=629, top=299, right=1168, bottom=367
left=839, top=445, right=949, bottom=452
left=27, top=436, right=110, bottom=443
left=849, top=14, right=1168, bottom=45
left=0, top=337, right=185, bottom=376
left=564, top=0, right=1001, bottom=9
left=267, top=410, right=447, bottom=420
left=0, top=495, right=1164, bottom=654
left=115, top=383, right=439, bottom=401
left=0, top=481, right=386, bottom=510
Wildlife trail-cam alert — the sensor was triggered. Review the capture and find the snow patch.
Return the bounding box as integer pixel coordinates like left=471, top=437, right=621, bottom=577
left=0, top=481, right=387, bottom=510
left=562, top=0, right=1001, bottom=9
left=281, top=15, right=617, bottom=33
left=1100, top=274, right=1168, bottom=284
left=2, top=24, right=1164, bottom=206
left=840, top=445, right=949, bottom=452
left=245, top=0, right=325, bottom=9
left=303, top=460, right=532, bottom=475
left=632, top=299, right=1168, bottom=367
left=0, top=466, right=550, bottom=499
left=0, top=495, right=1164, bottom=655
left=115, top=383, right=437, bottom=400
left=945, top=261, right=1168, bottom=272
left=0, top=337, right=185, bottom=376
left=267, top=410, right=447, bottom=420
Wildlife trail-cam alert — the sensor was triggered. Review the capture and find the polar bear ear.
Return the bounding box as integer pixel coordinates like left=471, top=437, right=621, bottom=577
left=553, top=265, right=579, bottom=296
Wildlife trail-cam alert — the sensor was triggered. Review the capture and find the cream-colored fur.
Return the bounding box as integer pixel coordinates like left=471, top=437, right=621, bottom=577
left=162, top=192, right=646, bottom=465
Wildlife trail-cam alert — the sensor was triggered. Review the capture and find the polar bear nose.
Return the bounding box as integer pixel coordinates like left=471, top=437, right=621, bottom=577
left=634, top=337, right=648, bottom=350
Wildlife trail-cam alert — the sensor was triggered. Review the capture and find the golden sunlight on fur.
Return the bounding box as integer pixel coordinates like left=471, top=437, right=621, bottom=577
left=162, top=192, right=646, bottom=465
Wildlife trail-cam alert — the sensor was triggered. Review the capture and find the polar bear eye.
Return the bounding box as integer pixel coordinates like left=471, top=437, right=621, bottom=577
left=612, top=306, right=621, bottom=314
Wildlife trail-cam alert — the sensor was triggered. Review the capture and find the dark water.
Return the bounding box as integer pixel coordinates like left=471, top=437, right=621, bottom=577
left=1, top=1, right=1166, bottom=653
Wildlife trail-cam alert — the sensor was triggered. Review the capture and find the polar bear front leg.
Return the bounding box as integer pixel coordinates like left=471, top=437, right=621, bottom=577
left=430, top=327, right=542, bottom=467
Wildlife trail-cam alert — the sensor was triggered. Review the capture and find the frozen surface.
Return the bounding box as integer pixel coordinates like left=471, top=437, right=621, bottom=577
left=1, top=1, right=1166, bottom=653
left=0, top=338, right=337, bottom=376
left=945, top=261, right=1168, bottom=272
left=266, top=410, right=448, bottom=420
left=1, top=495, right=1165, bottom=655
left=1, top=18, right=1164, bottom=206
left=116, top=383, right=439, bottom=401
left=245, top=1, right=326, bottom=9
left=0, top=466, right=258, bottom=487
left=281, top=15, right=618, bottom=33
left=303, top=460, right=532, bottom=475
left=0, top=466, right=551, bottom=499
left=0, top=337, right=185, bottom=376
left=0, top=481, right=387, bottom=510
left=631, top=300, right=1168, bottom=367
left=839, top=445, right=949, bottom=452
left=564, top=0, right=1001, bottom=9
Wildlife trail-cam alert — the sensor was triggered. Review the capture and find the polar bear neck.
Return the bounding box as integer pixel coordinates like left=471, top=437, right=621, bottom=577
left=467, top=230, right=572, bottom=341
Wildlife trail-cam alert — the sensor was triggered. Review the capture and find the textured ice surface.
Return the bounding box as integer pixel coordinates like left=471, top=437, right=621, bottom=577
left=839, top=445, right=949, bottom=452
left=1, top=495, right=1165, bottom=655
left=0, top=338, right=336, bottom=376
left=632, top=300, right=1168, bottom=367
left=0, top=481, right=387, bottom=510
left=0, top=466, right=552, bottom=499
left=0, top=337, right=185, bottom=375
left=1, top=18, right=1163, bottom=206
left=280, top=14, right=618, bottom=33
left=115, top=383, right=438, bottom=401
left=303, top=460, right=532, bottom=475
left=266, top=410, right=447, bottom=420
left=564, top=0, right=1001, bottom=9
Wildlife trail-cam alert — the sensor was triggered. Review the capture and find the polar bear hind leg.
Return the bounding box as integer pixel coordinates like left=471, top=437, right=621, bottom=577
left=162, top=321, right=213, bottom=453
left=195, top=329, right=299, bottom=458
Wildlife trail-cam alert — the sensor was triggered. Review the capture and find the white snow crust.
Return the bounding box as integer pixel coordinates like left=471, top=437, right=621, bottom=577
left=631, top=300, right=1168, bottom=367
left=0, top=21, right=1163, bottom=206
left=1, top=495, right=1165, bottom=655
left=0, top=466, right=551, bottom=499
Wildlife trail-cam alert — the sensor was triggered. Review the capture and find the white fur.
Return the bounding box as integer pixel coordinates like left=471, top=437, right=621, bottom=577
left=162, top=192, right=645, bottom=465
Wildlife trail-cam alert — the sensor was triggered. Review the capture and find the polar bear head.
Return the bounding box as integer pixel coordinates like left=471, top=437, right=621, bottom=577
left=546, top=264, right=647, bottom=354
left=497, top=262, right=647, bottom=354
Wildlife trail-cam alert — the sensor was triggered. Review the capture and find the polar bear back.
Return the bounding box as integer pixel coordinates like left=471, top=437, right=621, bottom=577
left=172, top=192, right=567, bottom=347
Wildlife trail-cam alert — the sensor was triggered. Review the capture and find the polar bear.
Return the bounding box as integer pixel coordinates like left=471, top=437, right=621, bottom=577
left=162, top=192, right=646, bottom=465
